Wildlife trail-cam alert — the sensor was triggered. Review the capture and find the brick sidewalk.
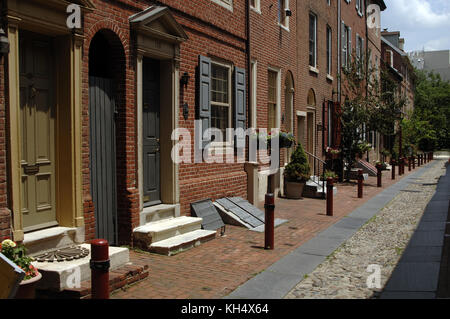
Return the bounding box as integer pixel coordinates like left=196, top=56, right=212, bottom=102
left=111, top=166, right=424, bottom=299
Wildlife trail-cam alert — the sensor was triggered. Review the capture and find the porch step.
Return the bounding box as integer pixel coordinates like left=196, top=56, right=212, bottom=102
left=133, top=216, right=203, bottom=249
left=139, top=204, right=177, bottom=225
left=33, top=244, right=130, bottom=291
left=149, top=229, right=216, bottom=256
left=23, top=227, right=82, bottom=255
left=357, top=159, right=378, bottom=176
left=36, top=261, right=149, bottom=299
left=303, top=177, right=337, bottom=199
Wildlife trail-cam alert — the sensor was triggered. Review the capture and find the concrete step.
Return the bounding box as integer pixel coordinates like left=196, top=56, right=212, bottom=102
left=33, top=244, right=130, bottom=291
left=149, top=229, right=216, bottom=256
left=23, top=227, right=83, bottom=255
left=304, top=179, right=337, bottom=199
left=133, top=216, right=203, bottom=248
left=139, top=204, right=178, bottom=225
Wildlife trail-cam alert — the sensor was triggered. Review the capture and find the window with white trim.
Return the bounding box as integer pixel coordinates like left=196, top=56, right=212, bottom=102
left=211, top=0, right=233, bottom=11
left=326, top=26, right=332, bottom=75
left=211, top=61, right=232, bottom=138
left=356, top=0, right=364, bottom=16
left=268, top=70, right=278, bottom=130
left=278, top=0, right=290, bottom=29
left=250, top=0, right=260, bottom=12
left=309, top=13, right=317, bottom=67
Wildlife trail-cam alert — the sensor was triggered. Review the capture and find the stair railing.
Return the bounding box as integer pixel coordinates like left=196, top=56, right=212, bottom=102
left=304, top=150, right=327, bottom=199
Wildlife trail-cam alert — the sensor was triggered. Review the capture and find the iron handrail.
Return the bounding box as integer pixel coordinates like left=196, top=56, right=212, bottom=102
left=304, top=150, right=326, bottom=199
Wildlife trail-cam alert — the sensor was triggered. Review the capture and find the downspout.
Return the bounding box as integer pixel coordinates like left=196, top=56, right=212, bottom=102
left=246, top=0, right=251, bottom=161
left=337, top=0, right=341, bottom=103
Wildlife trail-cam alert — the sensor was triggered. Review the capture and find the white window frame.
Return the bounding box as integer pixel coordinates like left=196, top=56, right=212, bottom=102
left=210, top=60, right=233, bottom=147
left=278, top=0, right=290, bottom=31
left=309, top=12, right=317, bottom=68
left=250, top=0, right=261, bottom=14
left=356, top=0, right=364, bottom=17
left=267, top=66, right=281, bottom=130
left=250, top=60, right=258, bottom=128
left=326, top=26, right=332, bottom=76
left=211, top=0, right=233, bottom=12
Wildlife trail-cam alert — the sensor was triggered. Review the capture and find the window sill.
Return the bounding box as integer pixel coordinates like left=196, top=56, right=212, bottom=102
left=326, top=74, right=334, bottom=81
left=251, top=7, right=261, bottom=14
left=309, top=66, right=319, bottom=74
left=278, top=23, right=290, bottom=32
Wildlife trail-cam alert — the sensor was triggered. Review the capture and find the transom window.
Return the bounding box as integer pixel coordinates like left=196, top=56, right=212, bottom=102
left=211, top=62, right=231, bottom=138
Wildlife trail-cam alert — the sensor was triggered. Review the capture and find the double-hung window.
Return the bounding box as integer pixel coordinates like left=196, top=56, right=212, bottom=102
left=309, top=13, right=317, bottom=68
left=268, top=70, right=278, bottom=131
left=197, top=55, right=246, bottom=148
left=250, top=0, right=260, bottom=12
left=326, top=26, right=332, bottom=75
left=278, top=0, right=290, bottom=30
left=356, top=0, right=364, bottom=16
left=211, top=62, right=231, bottom=139
left=341, top=22, right=351, bottom=69
left=211, top=0, right=233, bottom=11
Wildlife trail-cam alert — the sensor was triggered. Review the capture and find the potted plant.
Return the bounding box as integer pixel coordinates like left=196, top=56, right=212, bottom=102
left=283, top=143, right=310, bottom=199
left=1, top=239, right=41, bottom=299
left=321, top=170, right=338, bottom=183
left=356, top=142, right=371, bottom=158
left=325, top=147, right=341, bottom=159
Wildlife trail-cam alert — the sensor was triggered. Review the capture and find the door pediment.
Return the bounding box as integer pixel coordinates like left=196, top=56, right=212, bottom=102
left=130, top=6, right=188, bottom=44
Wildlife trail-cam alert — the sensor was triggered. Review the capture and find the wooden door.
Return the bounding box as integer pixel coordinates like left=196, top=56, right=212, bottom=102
left=19, top=31, right=57, bottom=232
left=142, top=58, right=161, bottom=206
left=89, top=76, right=117, bottom=244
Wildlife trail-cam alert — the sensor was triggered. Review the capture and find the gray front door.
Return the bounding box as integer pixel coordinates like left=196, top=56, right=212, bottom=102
left=143, top=58, right=161, bottom=206
left=89, top=76, right=117, bottom=244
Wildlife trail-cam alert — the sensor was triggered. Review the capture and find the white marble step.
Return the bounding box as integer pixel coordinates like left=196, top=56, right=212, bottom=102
left=33, top=244, right=129, bottom=291
left=139, top=204, right=178, bottom=225
left=133, top=216, right=203, bottom=247
left=23, top=227, right=83, bottom=255
left=149, top=229, right=216, bottom=256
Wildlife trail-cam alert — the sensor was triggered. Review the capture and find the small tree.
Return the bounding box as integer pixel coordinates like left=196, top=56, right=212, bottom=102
left=284, top=143, right=310, bottom=182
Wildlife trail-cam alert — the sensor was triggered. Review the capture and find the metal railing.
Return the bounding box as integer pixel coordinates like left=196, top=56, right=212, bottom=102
left=305, top=150, right=327, bottom=199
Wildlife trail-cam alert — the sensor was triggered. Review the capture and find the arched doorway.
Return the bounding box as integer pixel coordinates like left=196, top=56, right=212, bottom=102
left=284, top=71, right=295, bottom=163
left=89, top=30, right=125, bottom=245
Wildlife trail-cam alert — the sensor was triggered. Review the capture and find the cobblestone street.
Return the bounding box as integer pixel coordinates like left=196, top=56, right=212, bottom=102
left=285, top=160, right=447, bottom=299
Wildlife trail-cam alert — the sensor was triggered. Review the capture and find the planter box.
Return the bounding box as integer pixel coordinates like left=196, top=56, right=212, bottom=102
left=285, top=181, right=305, bottom=199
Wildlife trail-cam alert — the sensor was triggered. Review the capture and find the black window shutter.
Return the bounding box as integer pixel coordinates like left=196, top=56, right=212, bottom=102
left=198, top=55, right=211, bottom=147
left=234, top=66, right=246, bottom=148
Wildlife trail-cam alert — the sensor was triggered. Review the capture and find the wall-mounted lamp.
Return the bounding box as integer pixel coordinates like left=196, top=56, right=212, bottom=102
left=0, top=28, right=10, bottom=55
left=180, top=72, right=190, bottom=88
left=285, top=9, right=292, bottom=17
left=183, top=103, right=189, bottom=120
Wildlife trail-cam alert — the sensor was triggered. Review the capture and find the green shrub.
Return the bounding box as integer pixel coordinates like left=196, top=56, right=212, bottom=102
left=284, top=143, right=310, bottom=182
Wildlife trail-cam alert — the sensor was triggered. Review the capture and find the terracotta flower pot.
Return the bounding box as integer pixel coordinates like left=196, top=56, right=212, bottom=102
left=285, top=181, right=305, bottom=199
left=15, top=272, right=42, bottom=299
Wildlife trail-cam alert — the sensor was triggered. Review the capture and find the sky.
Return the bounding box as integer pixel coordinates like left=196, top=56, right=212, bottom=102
left=381, top=0, right=450, bottom=52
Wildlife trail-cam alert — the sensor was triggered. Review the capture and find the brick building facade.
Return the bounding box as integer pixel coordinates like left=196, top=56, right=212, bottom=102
left=0, top=0, right=394, bottom=253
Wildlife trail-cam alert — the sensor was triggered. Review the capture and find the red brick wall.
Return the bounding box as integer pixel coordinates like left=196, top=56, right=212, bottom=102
left=0, top=54, right=11, bottom=241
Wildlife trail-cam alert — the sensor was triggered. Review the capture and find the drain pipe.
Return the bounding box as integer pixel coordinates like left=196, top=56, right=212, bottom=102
left=337, top=0, right=341, bottom=103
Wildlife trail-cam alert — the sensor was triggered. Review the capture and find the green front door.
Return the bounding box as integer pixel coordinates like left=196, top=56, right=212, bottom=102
left=19, top=31, right=57, bottom=232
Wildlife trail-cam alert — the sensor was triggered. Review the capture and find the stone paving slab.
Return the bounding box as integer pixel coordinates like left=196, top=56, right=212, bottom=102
left=379, top=291, right=436, bottom=299
left=383, top=262, right=441, bottom=292
left=400, top=246, right=444, bottom=263
left=227, top=161, right=440, bottom=299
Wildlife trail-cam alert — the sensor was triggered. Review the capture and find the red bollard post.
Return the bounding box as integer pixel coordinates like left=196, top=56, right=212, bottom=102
left=417, top=155, right=421, bottom=167
left=326, top=177, right=334, bottom=216
left=90, top=239, right=110, bottom=299
left=358, top=169, right=363, bottom=198
left=264, top=193, right=275, bottom=250
left=408, top=157, right=412, bottom=172
left=412, top=156, right=416, bottom=169
left=424, top=153, right=427, bottom=164
left=391, top=160, right=396, bottom=180
left=376, top=164, right=382, bottom=188
left=398, top=158, right=403, bottom=176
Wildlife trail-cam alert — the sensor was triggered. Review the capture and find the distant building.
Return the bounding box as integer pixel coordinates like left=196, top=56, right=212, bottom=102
left=409, top=50, right=450, bottom=82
